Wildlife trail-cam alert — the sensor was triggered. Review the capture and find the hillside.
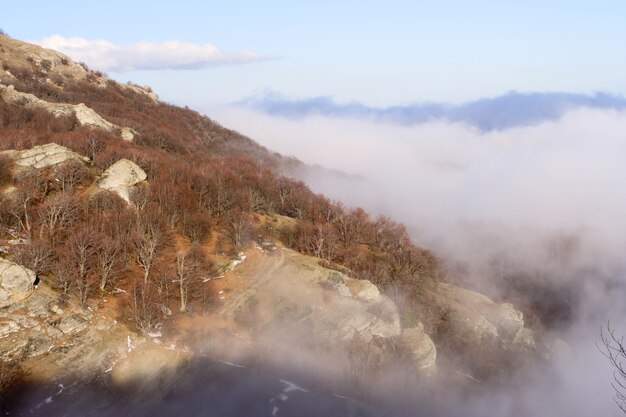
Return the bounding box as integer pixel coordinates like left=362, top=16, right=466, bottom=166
left=0, top=34, right=560, bottom=415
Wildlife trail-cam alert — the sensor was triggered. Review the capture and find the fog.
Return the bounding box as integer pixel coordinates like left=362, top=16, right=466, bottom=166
left=211, top=104, right=626, bottom=416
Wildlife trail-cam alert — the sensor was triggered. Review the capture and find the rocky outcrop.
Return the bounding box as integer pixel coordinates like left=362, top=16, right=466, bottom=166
left=400, top=323, right=437, bottom=374
left=0, top=143, right=89, bottom=170
left=120, top=127, right=136, bottom=142
left=433, top=283, right=527, bottom=345
left=96, top=159, right=147, bottom=203
left=122, top=83, right=158, bottom=102
left=0, top=83, right=133, bottom=140
left=217, top=249, right=437, bottom=377
left=0, top=258, right=36, bottom=308
left=0, top=35, right=158, bottom=103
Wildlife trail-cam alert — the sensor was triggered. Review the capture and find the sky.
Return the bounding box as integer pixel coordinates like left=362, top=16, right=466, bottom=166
left=4, top=3, right=626, bottom=415
left=3, top=0, right=626, bottom=107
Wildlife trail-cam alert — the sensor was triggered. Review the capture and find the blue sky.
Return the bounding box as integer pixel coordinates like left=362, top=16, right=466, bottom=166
left=3, top=1, right=626, bottom=107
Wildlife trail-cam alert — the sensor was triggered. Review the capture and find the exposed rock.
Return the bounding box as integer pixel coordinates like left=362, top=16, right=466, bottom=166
left=56, top=314, right=88, bottom=335
left=434, top=283, right=525, bottom=343
left=0, top=35, right=158, bottom=103
left=346, top=279, right=381, bottom=302
left=0, top=35, right=94, bottom=85
left=96, top=159, right=147, bottom=203
left=400, top=323, right=437, bottom=374
left=219, top=248, right=435, bottom=377
left=0, top=258, right=36, bottom=307
left=0, top=319, right=20, bottom=338
left=72, top=102, right=118, bottom=131
left=512, top=327, right=536, bottom=352
left=122, top=83, right=158, bottom=102
left=120, top=127, right=136, bottom=142
left=0, top=143, right=88, bottom=170
left=0, top=83, right=133, bottom=140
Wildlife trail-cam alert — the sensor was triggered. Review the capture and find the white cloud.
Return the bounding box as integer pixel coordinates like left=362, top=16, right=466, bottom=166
left=209, top=105, right=626, bottom=415
left=35, top=35, right=268, bottom=72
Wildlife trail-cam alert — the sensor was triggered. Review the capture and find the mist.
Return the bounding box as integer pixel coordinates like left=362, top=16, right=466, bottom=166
left=209, top=104, right=626, bottom=416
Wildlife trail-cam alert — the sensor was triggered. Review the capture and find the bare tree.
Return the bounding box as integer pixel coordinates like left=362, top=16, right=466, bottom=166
left=38, top=191, right=77, bottom=245
left=600, top=323, right=626, bottom=414
left=175, top=250, right=192, bottom=313
left=66, top=227, right=96, bottom=307
left=95, top=236, right=122, bottom=291
left=223, top=208, right=251, bottom=254
left=7, top=169, right=47, bottom=240
left=52, top=159, right=91, bottom=192
left=134, top=206, right=164, bottom=284
left=13, top=239, right=54, bottom=274
left=174, top=247, right=207, bottom=313
left=85, top=135, right=104, bottom=161
left=52, top=257, right=73, bottom=297
left=129, top=277, right=159, bottom=334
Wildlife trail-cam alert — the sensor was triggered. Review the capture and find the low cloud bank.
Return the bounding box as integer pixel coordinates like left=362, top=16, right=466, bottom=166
left=238, top=90, right=626, bottom=131
left=210, top=103, right=626, bottom=416
left=35, top=35, right=268, bottom=72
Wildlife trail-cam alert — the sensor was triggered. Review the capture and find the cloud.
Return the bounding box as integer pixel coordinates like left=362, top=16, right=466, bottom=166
left=35, top=35, right=268, bottom=72
left=209, top=104, right=626, bottom=415
left=238, top=90, right=626, bottom=131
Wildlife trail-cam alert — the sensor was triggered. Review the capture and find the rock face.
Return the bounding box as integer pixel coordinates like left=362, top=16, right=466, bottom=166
left=0, top=143, right=89, bottom=170
left=97, top=159, right=147, bottom=203
left=400, top=323, right=437, bottom=373
left=433, top=283, right=527, bottom=344
left=418, top=282, right=544, bottom=376
left=0, top=258, right=36, bottom=307
left=0, top=83, right=133, bottom=140
left=218, top=248, right=437, bottom=377
left=0, top=35, right=157, bottom=103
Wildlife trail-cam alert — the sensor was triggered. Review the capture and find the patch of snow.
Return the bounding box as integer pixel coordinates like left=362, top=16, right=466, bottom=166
left=218, top=360, right=246, bottom=369
left=127, top=335, right=135, bottom=353
left=112, top=287, right=127, bottom=294
left=279, top=379, right=309, bottom=393
left=148, top=330, right=162, bottom=338
left=455, top=370, right=480, bottom=383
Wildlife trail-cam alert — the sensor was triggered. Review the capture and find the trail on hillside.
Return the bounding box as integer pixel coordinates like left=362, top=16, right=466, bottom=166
left=220, top=248, right=285, bottom=318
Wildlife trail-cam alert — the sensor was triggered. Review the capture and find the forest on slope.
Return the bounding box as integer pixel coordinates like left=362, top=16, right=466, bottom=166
left=0, top=34, right=441, bottom=394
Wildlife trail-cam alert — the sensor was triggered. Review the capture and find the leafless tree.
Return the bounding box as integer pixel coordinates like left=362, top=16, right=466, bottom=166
left=134, top=206, right=164, bottom=284
left=13, top=239, right=54, bottom=274
left=52, top=257, right=73, bottom=297
left=66, top=227, right=96, bottom=307
left=52, top=159, right=91, bottom=192
left=95, top=236, right=122, bottom=291
left=306, top=223, right=337, bottom=261
left=224, top=208, right=251, bottom=254
left=130, top=277, right=159, bottom=334
left=600, top=322, right=626, bottom=414
left=85, top=135, right=104, bottom=161
left=7, top=169, right=47, bottom=240
left=175, top=250, right=192, bottom=313
left=130, top=182, right=151, bottom=212
left=38, top=191, right=77, bottom=245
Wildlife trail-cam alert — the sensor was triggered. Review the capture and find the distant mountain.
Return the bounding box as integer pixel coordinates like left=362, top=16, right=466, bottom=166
left=239, top=91, right=626, bottom=131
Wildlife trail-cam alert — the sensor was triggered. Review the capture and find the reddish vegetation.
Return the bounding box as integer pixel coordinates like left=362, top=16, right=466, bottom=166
left=0, top=54, right=440, bottom=334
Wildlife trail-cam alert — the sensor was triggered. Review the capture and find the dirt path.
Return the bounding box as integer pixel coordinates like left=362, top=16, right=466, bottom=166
left=220, top=248, right=285, bottom=318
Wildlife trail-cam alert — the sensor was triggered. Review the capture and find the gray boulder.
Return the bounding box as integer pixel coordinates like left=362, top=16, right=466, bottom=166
left=97, top=159, right=147, bottom=203
left=0, top=143, right=88, bottom=170
left=0, top=258, right=36, bottom=308
left=400, top=323, right=437, bottom=374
